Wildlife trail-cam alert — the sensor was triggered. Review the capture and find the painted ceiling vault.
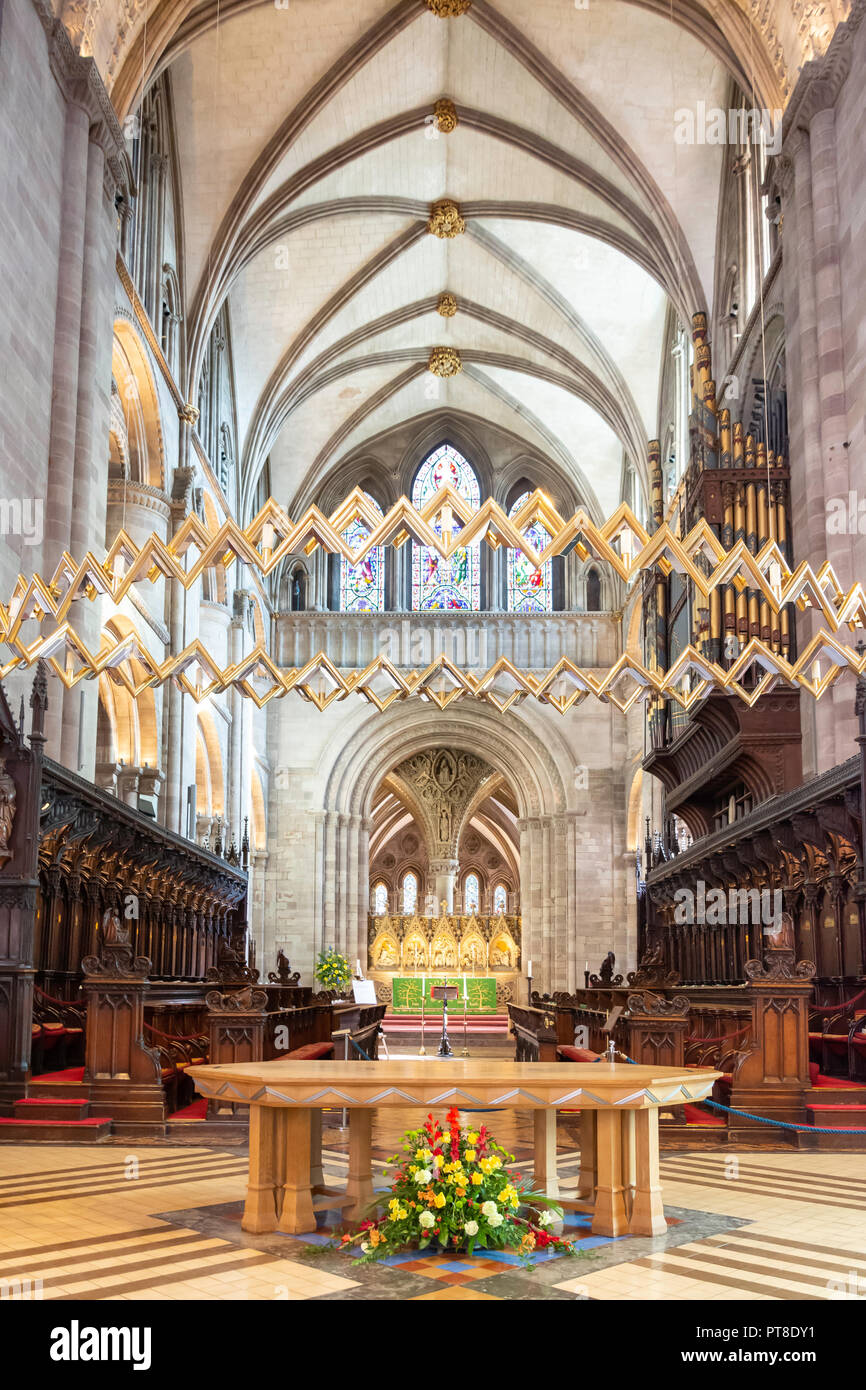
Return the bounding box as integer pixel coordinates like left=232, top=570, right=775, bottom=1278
left=56, top=0, right=850, bottom=518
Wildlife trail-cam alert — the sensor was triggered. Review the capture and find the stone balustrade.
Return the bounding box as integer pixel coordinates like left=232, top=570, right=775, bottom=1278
left=276, top=611, right=620, bottom=671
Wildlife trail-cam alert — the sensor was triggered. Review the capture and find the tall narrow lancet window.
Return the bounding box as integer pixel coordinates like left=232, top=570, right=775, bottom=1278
left=340, top=492, right=385, bottom=611
left=411, top=444, right=481, bottom=610
left=402, top=870, right=419, bottom=916
left=507, top=491, right=552, bottom=612
left=493, top=883, right=507, bottom=915
left=464, top=873, right=480, bottom=914
left=586, top=568, right=602, bottom=612
left=373, top=882, right=388, bottom=917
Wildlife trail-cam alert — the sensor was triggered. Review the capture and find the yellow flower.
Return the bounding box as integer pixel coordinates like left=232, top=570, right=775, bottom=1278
left=471, top=1172, right=483, bottom=1186
left=409, top=1165, right=418, bottom=1176
left=464, top=1149, right=476, bottom=1162
left=415, top=1148, right=428, bottom=1161
left=466, top=1132, right=478, bottom=1144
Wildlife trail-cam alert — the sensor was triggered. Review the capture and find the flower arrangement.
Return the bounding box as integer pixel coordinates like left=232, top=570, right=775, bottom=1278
left=314, top=946, right=353, bottom=993
left=340, top=1107, right=582, bottom=1266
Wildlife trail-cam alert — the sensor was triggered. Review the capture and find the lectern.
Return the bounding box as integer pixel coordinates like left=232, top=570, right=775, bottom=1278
left=430, top=984, right=458, bottom=1058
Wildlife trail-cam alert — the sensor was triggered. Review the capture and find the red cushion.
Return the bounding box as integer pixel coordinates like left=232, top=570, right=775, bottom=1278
left=286, top=1042, right=334, bottom=1061
left=31, top=1025, right=42, bottom=1038
left=557, top=1045, right=601, bottom=1063
left=813, top=1072, right=862, bottom=1089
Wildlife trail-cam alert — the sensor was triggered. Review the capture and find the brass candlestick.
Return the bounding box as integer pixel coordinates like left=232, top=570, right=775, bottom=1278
left=419, top=976, right=427, bottom=1056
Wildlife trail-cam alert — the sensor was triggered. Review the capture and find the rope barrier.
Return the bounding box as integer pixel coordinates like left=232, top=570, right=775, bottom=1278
left=685, top=1024, right=750, bottom=1044
left=143, top=1021, right=208, bottom=1044
left=703, top=1097, right=866, bottom=1136
left=809, top=987, right=866, bottom=1016
left=349, top=1036, right=376, bottom=1062
left=603, top=1051, right=866, bottom=1134
left=34, top=985, right=83, bottom=1010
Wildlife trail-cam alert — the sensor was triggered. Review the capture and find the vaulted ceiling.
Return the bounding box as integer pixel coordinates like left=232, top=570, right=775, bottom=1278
left=60, top=0, right=851, bottom=519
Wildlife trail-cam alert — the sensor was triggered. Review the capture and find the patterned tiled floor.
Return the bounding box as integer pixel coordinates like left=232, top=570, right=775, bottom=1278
left=0, top=1137, right=864, bottom=1301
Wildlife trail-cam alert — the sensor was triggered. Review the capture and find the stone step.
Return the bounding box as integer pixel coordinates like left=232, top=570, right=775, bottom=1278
left=0, top=1117, right=111, bottom=1144
left=28, top=1077, right=90, bottom=1100
left=13, top=1098, right=91, bottom=1121
left=806, top=1084, right=866, bottom=1105
left=806, top=1103, right=866, bottom=1129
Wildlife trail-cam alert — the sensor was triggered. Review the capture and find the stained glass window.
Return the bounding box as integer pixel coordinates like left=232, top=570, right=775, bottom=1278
left=493, top=883, right=507, bottom=914
left=402, top=870, right=418, bottom=916
left=507, top=491, right=552, bottom=612
left=340, top=492, right=384, bottom=611
left=373, top=882, right=388, bottom=916
left=464, top=873, right=480, bottom=914
left=411, top=444, right=481, bottom=610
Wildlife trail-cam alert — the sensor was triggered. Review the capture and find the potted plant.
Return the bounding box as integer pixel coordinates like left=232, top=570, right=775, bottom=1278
left=314, top=946, right=353, bottom=995
left=340, top=1107, right=583, bottom=1267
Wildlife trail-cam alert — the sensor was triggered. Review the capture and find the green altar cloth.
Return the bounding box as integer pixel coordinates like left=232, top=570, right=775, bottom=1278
left=391, top=976, right=498, bottom=1014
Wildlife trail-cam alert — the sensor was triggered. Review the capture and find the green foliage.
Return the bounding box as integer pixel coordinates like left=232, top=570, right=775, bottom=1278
left=314, top=946, right=352, bottom=992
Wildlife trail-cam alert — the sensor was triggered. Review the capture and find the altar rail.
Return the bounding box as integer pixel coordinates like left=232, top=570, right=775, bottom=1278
left=276, top=610, right=619, bottom=671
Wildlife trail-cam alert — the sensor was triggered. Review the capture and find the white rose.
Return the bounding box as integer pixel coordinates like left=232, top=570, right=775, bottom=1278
left=360, top=1241, right=370, bottom=1251
left=537, top=1210, right=554, bottom=1227
left=487, top=1211, right=504, bottom=1228
left=480, top=1200, right=497, bottom=1218
left=414, top=1169, right=432, bottom=1185
left=419, top=1210, right=435, bottom=1229
left=464, top=1220, right=479, bottom=1236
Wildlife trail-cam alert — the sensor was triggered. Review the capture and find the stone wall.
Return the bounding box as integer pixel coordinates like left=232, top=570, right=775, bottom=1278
left=780, top=0, right=866, bottom=775
left=263, top=692, right=641, bottom=994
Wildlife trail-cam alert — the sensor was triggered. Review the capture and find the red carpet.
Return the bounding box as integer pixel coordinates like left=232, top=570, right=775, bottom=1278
left=168, top=1098, right=208, bottom=1120
left=31, top=1067, right=85, bottom=1083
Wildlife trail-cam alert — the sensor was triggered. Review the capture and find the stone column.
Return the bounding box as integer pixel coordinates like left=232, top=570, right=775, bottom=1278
left=809, top=103, right=853, bottom=764
left=228, top=594, right=248, bottom=845
left=117, top=764, right=141, bottom=809
left=429, top=857, right=459, bottom=914
left=163, top=465, right=194, bottom=834
left=42, top=98, right=89, bottom=760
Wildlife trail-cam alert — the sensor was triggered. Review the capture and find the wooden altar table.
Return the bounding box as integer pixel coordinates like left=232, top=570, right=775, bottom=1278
left=187, top=1058, right=720, bottom=1239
